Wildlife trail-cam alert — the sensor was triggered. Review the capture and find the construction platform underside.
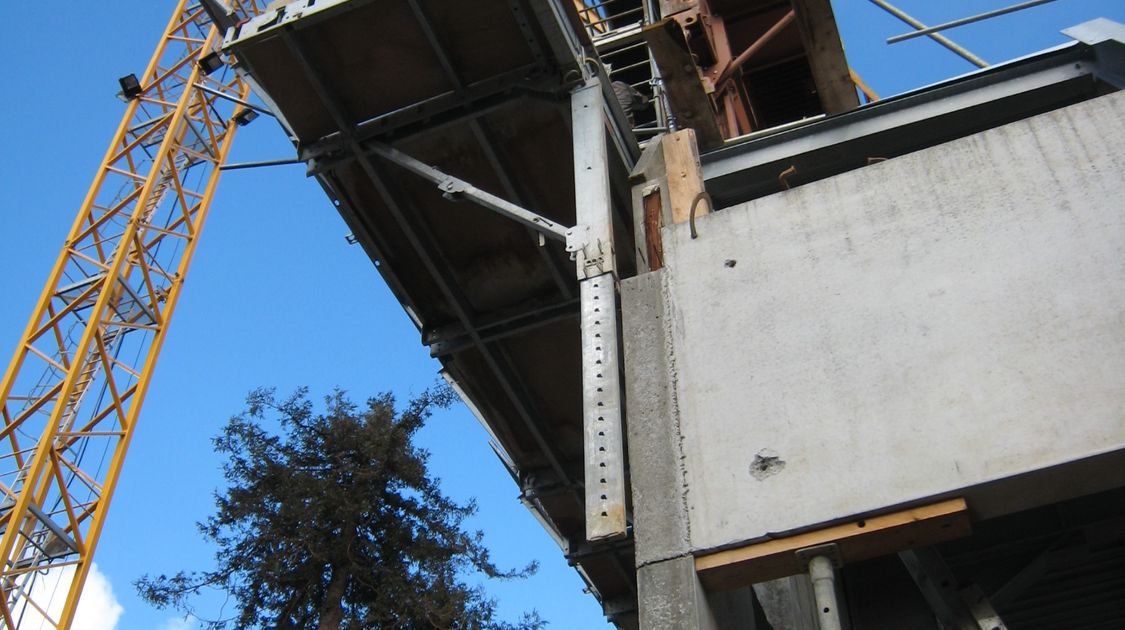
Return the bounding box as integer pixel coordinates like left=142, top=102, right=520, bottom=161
left=226, top=0, right=644, bottom=619
left=225, top=1, right=1125, bottom=627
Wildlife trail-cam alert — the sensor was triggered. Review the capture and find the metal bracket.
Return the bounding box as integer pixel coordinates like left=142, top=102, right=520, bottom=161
left=1066, top=19, right=1125, bottom=89
left=565, top=224, right=590, bottom=255
left=367, top=141, right=571, bottom=243
left=351, top=77, right=629, bottom=543
left=796, top=542, right=844, bottom=568
left=565, top=225, right=612, bottom=279
left=1062, top=17, right=1125, bottom=45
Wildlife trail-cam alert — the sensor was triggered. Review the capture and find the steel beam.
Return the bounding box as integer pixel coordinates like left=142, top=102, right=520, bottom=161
left=900, top=547, right=1009, bottom=630
left=425, top=298, right=579, bottom=358
left=520, top=464, right=580, bottom=501
left=300, top=63, right=553, bottom=161
left=366, top=142, right=571, bottom=242
left=400, top=0, right=576, bottom=304
left=566, top=536, right=635, bottom=564
left=467, top=120, right=576, bottom=299
left=234, top=2, right=641, bottom=614
left=1064, top=19, right=1125, bottom=89
left=702, top=44, right=1098, bottom=206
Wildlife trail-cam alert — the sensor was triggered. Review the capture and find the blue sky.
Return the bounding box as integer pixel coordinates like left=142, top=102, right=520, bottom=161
left=1, top=2, right=1122, bottom=628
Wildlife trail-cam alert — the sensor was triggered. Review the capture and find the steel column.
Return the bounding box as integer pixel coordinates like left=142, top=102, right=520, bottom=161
left=808, top=555, right=843, bottom=630
left=572, top=80, right=628, bottom=542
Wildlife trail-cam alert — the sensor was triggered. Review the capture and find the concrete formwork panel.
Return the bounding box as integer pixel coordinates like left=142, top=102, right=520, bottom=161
left=629, top=91, right=1125, bottom=555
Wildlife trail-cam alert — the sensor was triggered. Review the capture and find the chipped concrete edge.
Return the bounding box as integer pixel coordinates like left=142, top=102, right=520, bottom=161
left=621, top=269, right=694, bottom=568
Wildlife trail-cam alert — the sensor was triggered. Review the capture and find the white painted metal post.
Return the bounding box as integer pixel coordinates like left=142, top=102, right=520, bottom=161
left=572, top=79, right=628, bottom=541
left=809, top=555, right=844, bottom=630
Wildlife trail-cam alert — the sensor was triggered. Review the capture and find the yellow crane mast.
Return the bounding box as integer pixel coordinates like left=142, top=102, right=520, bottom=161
left=0, top=1, right=260, bottom=626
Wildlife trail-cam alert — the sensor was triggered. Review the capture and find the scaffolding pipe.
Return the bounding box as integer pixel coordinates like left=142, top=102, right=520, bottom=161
left=718, top=9, right=796, bottom=85
left=867, top=0, right=989, bottom=68
left=809, top=555, right=843, bottom=630
left=888, top=0, right=1059, bottom=43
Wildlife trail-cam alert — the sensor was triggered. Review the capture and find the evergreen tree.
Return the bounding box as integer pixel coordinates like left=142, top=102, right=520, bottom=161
left=136, top=386, right=542, bottom=630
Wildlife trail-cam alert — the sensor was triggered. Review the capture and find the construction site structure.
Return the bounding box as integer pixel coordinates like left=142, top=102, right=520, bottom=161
left=2, top=0, right=1124, bottom=628
left=220, top=1, right=1125, bottom=627
left=0, top=1, right=262, bottom=626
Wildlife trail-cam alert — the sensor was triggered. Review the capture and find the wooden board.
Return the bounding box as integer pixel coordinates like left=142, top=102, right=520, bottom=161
left=791, top=0, right=861, bottom=114
left=644, top=19, right=725, bottom=150
left=661, top=129, right=706, bottom=224
left=695, top=498, right=971, bottom=590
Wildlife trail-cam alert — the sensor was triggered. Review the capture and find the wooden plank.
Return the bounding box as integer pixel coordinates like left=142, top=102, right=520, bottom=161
left=629, top=137, right=669, bottom=272
left=643, top=19, right=725, bottom=150
left=695, top=498, right=971, bottom=590
left=660, top=0, right=698, bottom=17
left=643, top=187, right=665, bottom=270
left=661, top=129, right=707, bottom=224
left=790, top=0, right=861, bottom=114
left=850, top=67, right=880, bottom=103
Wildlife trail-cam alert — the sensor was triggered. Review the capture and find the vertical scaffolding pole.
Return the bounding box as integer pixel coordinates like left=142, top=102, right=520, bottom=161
left=809, top=555, right=843, bottom=630
left=572, top=79, right=628, bottom=541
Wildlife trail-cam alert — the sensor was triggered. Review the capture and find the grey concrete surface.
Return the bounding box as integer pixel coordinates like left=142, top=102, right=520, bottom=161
left=637, top=555, right=718, bottom=630
left=753, top=576, right=819, bottom=630
left=651, top=91, right=1125, bottom=553
left=621, top=271, right=693, bottom=566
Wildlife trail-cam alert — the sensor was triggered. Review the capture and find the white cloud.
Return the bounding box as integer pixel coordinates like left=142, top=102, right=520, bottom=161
left=72, top=564, right=124, bottom=630
left=158, top=616, right=197, bottom=630
left=21, top=562, right=123, bottom=630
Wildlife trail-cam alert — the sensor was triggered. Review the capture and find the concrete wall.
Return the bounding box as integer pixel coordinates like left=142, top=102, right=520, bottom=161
left=623, top=91, right=1125, bottom=558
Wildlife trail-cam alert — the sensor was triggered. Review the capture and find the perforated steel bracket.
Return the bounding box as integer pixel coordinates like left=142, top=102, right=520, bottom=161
left=580, top=274, right=626, bottom=541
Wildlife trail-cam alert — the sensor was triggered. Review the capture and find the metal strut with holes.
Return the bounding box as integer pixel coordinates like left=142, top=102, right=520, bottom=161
left=365, top=77, right=631, bottom=542
left=0, top=1, right=261, bottom=626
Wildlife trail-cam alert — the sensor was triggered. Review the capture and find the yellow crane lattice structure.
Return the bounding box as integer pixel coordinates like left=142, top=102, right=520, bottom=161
left=0, top=1, right=260, bottom=626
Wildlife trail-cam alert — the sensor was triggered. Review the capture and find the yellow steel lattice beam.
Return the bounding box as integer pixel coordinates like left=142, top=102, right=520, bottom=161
left=0, top=1, right=260, bottom=626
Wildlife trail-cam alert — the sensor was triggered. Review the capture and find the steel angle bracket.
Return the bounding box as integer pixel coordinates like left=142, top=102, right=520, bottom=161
left=364, top=141, right=616, bottom=274
left=363, top=79, right=629, bottom=543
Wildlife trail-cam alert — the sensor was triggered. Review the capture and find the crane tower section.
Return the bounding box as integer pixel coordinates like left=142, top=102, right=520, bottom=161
left=0, top=1, right=260, bottom=626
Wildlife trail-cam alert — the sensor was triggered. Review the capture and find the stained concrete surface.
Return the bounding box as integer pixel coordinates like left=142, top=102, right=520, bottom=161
left=622, top=272, right=692, bottom=567
left=637, top=556, right=718, bottom=630
left=633, top=90, right=1125, bottom=554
